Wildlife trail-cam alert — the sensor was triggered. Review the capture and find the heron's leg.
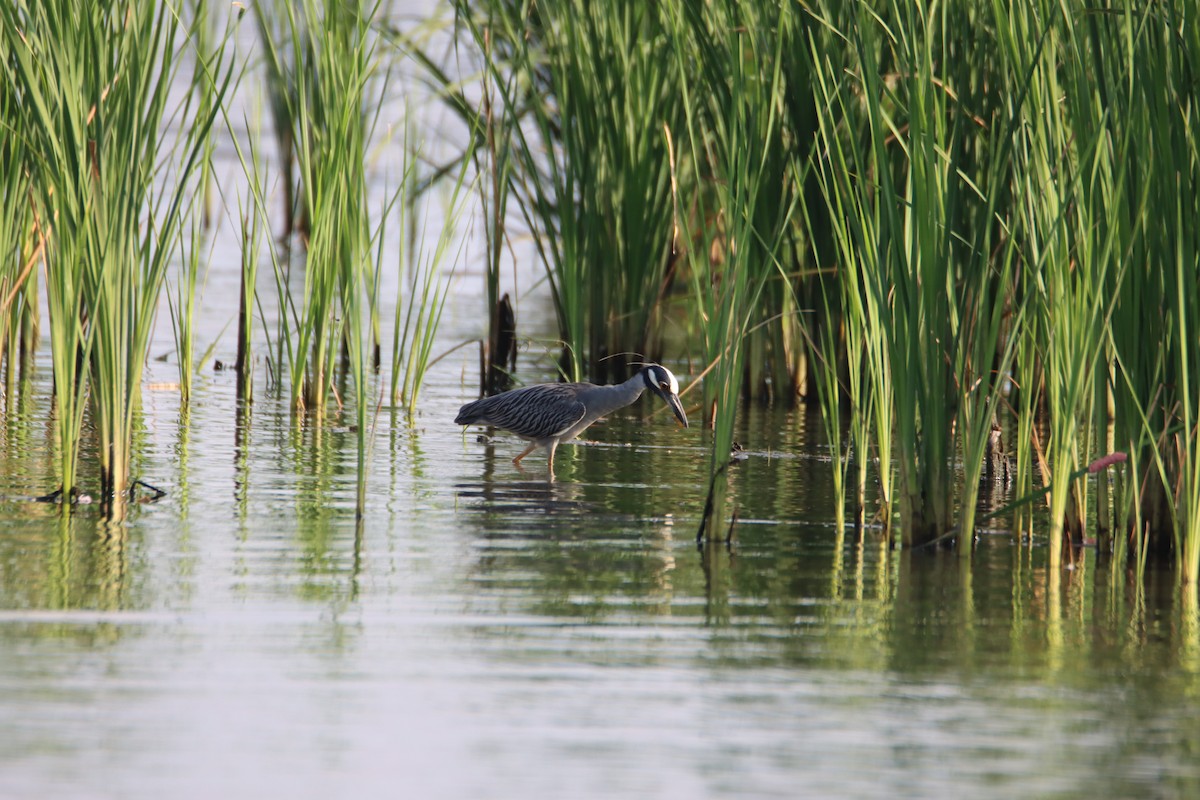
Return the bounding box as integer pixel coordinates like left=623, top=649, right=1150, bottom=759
left=546, top=441, right=559, bottom=481
left=512, top=441, right=537, bottom=466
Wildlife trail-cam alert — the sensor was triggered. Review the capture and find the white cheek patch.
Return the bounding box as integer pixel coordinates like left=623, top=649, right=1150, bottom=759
left=667, top=372, right=679, bottom=395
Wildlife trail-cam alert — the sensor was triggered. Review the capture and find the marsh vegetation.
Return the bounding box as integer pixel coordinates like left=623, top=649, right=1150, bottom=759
left=0, top=0, right=1198, bottom=583
left=426, top=0, right=1200, bottom=590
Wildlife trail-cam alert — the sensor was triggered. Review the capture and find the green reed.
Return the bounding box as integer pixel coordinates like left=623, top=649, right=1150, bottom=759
left=451, top=0, right=685, bottom=383
left=743, top=4, right=822, bottom=405
left=994, top=0, right=1137, bottom=566
left=801, top=180, right=883, bottom=532
left=810, top=1, right=964, bottom=546
left=254, top=0, right=382, bottom=417
left=1039, top=11, right=1121, bottom=568
left=476, top=24, right=520, bottom=395
left=2, top=1, right=92, bottom=500
left=2, top=0, right=232, bottom=507
left=188, top=0, right=218, bottom=228
left=255, top=3, right=302, bottom=241
left=0, top=69, right=36, bottom=395
left=236, top=189, right=265, bottom=401
left=809, top=282, right=848, bottom=533
left=220, top=96, right=275, bottom=402
left=1095, top=1, right=1200, bottom=582
left=391, top=147, right=473, bottom=415
left=669, top=0, right=798, bottom=535
left=167, top=211, right=205, bottom=406
left=165, top=0, right=225, bottom=406
left=808, top=27, right=895, bottom=530
left=989, top=0, right=1056, bottom=543
left=952, top=233, right=1025, bottom=547
left=942, top=10, right=1029, bottom=549
left=253, top=0, right=398, bottom=516
left=808, top=0, right=1045, bottom=548
left=383, top=13, right=516, bottom=395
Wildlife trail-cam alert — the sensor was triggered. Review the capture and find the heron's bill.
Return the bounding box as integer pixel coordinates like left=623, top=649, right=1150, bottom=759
left=667, top=393, right=689, bottom=428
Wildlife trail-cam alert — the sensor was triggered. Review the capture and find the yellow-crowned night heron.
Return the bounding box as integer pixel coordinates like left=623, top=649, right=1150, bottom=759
left=455, top=364, right=689, bottom=476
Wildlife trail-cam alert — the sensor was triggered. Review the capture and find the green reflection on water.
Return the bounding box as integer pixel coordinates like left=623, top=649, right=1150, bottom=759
left=2, top=390, right=1199, bottom=682
left=1, top=377, right=1200, bottom=798
left=0, top=515, right=133, bottom=614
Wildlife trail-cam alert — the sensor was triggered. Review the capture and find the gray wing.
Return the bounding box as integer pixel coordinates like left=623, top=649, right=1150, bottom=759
left=457, top=383, right=587, bottom=440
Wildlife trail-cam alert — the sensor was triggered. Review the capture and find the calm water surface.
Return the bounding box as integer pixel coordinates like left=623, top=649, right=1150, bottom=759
left=2, top=354, right=1199, bottom=799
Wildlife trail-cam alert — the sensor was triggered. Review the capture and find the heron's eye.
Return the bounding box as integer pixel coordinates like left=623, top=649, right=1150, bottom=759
left=660, top=382, right=669, bottom=390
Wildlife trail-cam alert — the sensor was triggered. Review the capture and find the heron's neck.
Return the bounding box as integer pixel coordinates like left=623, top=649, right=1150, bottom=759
left=585, top=373, right=646, bottom=418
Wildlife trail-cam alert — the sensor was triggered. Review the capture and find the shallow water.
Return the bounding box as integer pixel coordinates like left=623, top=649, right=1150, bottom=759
left=2, top=350, right=1200, bottom=799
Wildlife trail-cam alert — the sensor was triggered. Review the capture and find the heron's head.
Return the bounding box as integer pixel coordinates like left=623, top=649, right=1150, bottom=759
left=641, top=364, right=688, bottom=428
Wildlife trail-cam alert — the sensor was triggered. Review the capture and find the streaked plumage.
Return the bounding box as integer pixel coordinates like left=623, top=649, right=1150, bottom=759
left=456, top=364, right=688, bottom=477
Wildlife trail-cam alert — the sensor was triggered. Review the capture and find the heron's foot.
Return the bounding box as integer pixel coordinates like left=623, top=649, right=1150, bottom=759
left=512, top=442, right=538, bottom=468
